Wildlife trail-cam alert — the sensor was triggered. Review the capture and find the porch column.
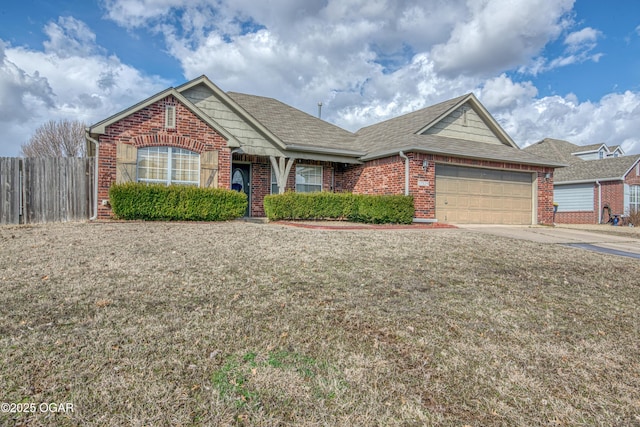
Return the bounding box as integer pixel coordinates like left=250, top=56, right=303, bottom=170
left=269, top=156, right=296, bottom=194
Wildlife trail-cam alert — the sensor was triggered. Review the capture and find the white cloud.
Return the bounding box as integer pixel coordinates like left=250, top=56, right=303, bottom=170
left=1, top=0, right=639, bottom=157
left=431, top=0, right=575, bottom=76
left=100, top=0, right=186, bottom=28
left=479, top=74, right=538, bottom=111
left=564, top=27, right=600, bottom=52
left=43, top=16, right=102, bottom=58
left=0, top=19, right=169, bottom=156
left=520, top=26, right=603, bottom=75
left=492, top=89, right=640, bottom=154
left=0, top=41, right=55, bottom=125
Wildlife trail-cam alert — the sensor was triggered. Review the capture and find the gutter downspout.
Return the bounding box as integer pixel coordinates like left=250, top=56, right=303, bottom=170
left=398, top=151, right=409, bottom=196
left=86, top=132, right=99, bottom=220
left=596, top=180, right=601, bottom=224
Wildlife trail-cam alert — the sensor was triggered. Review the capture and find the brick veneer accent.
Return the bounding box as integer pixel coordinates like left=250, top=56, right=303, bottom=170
left=96, top=95, right=229, bottom=219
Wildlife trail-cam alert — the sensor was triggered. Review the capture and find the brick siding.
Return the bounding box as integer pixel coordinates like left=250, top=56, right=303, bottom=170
left=336, top=153, right=554, bottom=224
left=554, top=162, right=640, bottom=224
left=96, top=96, right=558, bottom=224
left=96, top=95, right=229, bottom=219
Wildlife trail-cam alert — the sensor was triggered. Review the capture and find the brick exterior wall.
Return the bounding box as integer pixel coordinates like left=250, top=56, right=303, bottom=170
left=554, top=161, right=640, bottom=224
left=335, top=153, right=554, bottom=224
left=554, top=182, right=622, bottom=224
left=627, top=162, right=640, bottom=186
left=95, top=95, right=559, bottom=224
left=232, top=156, right=338, bottom=217
left=96, top=95, right=230, bottom=219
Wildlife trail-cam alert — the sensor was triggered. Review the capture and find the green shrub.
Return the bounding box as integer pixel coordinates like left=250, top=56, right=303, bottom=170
left=350, top=194, right=415, bottom=224
left=264, top=192, right=414, bottom=224
left=109, top=183, right=247, bottom=221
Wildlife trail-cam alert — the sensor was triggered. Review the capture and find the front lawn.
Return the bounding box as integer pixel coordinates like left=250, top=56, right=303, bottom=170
left=0, top=222, right=638, bottom=426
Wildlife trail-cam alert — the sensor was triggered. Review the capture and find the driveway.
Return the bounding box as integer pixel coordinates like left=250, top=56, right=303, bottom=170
left=458, top=224, right=640, bottom=258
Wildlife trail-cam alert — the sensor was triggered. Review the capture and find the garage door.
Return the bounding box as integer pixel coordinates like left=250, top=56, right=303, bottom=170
left=435, top=164, right=533, bottom=224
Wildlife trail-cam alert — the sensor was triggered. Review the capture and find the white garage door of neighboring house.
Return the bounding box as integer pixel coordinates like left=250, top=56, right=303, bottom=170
left=554, top=183, right=594, bottom=212
left=435, top=164, right=534, bottom=224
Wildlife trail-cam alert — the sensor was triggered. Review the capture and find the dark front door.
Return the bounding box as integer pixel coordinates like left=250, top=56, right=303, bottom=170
left=231, top=164, right=251, bottom=216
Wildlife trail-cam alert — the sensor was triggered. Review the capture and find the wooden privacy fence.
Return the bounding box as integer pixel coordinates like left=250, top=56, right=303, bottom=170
left=0, top=157, right=94, bottom=225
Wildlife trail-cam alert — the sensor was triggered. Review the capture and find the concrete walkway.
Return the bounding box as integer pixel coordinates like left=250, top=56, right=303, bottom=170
left=458, top=225, right=640, bottom=259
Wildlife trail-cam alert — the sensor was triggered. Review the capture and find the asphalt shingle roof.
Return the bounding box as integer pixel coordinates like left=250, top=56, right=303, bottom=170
left=555, top=155, right=640, bottom=182
left=363, top=133, right=568, bottom=166
left=523, top=138, right=640, bottom=182
left=523, top=138, right=585, bottom=165
left=352, top=95, right=468, bottom=154
left=228, top=90, right=562, bottom=167
left=227, top=92, right=357, bottom=151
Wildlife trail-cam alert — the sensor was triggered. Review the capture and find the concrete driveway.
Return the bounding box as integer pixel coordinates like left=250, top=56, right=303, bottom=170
left=458, top=224, right=640, bottom=259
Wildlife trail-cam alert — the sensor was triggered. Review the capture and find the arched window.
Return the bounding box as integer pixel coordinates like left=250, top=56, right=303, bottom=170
left=137, top=146, right=199, bottom=185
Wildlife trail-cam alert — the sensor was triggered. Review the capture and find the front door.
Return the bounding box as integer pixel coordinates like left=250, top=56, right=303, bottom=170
left=231, top=164, right=251, bottom=216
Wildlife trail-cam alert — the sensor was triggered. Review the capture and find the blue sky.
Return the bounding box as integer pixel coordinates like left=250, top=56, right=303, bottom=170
left=1, top=0, right=640, bottom=156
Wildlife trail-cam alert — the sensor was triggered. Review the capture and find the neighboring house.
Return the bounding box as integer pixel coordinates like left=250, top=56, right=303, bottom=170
left=571, top=143, right=624, bottom=160
left=524, top=138, right=640, bottom=224
left=87, top=75, right=561, bottom=224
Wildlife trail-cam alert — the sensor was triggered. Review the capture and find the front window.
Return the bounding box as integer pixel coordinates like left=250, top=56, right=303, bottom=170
left=271, top=167, right=279, bottom=194
left=631, top=185, right=640, bottom=211
left=137, top=146, right=199, bottom=185
left=295, top=165, right=322, bottom=193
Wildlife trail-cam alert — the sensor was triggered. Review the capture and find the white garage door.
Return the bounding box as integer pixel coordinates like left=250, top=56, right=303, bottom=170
left=436, top=164, right=534, bottom=224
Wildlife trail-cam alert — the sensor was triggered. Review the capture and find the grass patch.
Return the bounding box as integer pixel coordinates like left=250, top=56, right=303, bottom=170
left=0, top=221, right=638, bottom=425
left=211, top=349, right=340, bottom=418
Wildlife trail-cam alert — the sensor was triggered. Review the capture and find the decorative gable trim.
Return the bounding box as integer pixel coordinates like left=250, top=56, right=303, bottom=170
left=415, top=93, right=518, bottom=149
left=165, top=105, right=176, bottom=129
left=175, top=75, right=288, bottom=151
left=88, top=87, right=239, bottom=147
left=623, top=157, right=640, bottom=180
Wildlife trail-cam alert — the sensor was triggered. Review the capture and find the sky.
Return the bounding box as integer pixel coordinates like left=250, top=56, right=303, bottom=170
left=1, top=0, right=640, bottom=157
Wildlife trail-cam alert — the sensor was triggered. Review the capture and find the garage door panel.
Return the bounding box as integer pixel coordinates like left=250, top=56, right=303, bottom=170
left=436, top=165, right=533, bottom=225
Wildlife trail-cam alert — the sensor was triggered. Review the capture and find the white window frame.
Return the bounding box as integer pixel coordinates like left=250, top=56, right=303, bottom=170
left=165, top=105, right=176, bottom=129
left=630, top=185, right=640, bottom=212
left=295, top=164, right=322, bottom=193
left=270, top=166, right=280, bottom=194
left=137, top=146, right=199, bottom=186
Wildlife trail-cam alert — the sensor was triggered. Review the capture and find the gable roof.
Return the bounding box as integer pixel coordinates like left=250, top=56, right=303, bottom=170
left=572, top=143, right=607, bottom=154
left=176, top=76, right=288, bottom=151
left=88, top=86, right=239, bottom=146
left=355, top=93, right=516, bottom=154
left=357, top=133, right=566, bottom=166
left=89, top=75, right=561, bottom=168
left=352, top=93, right=561, bottom=166
left=554, top=154, right=640, bottom=183
left=523, top=138, right=586, bottom=164
left=524, top=138, right=640, bottom=183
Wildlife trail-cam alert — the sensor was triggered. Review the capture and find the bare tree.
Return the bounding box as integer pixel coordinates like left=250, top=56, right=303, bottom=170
left=21, top=119, right=87, bottom=157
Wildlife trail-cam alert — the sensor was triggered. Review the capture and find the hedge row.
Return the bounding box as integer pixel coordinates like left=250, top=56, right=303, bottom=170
left=263, top=192, right=414, bottom=224
left=109, top=183, right=247, bottom=221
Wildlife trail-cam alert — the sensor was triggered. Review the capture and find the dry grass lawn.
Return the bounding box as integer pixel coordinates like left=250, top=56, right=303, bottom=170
left=0, top=221, right=639, bottom=426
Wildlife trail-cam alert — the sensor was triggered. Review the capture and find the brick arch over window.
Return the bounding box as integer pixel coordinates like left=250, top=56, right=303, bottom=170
left=132, top=135, right=206, bottom=154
